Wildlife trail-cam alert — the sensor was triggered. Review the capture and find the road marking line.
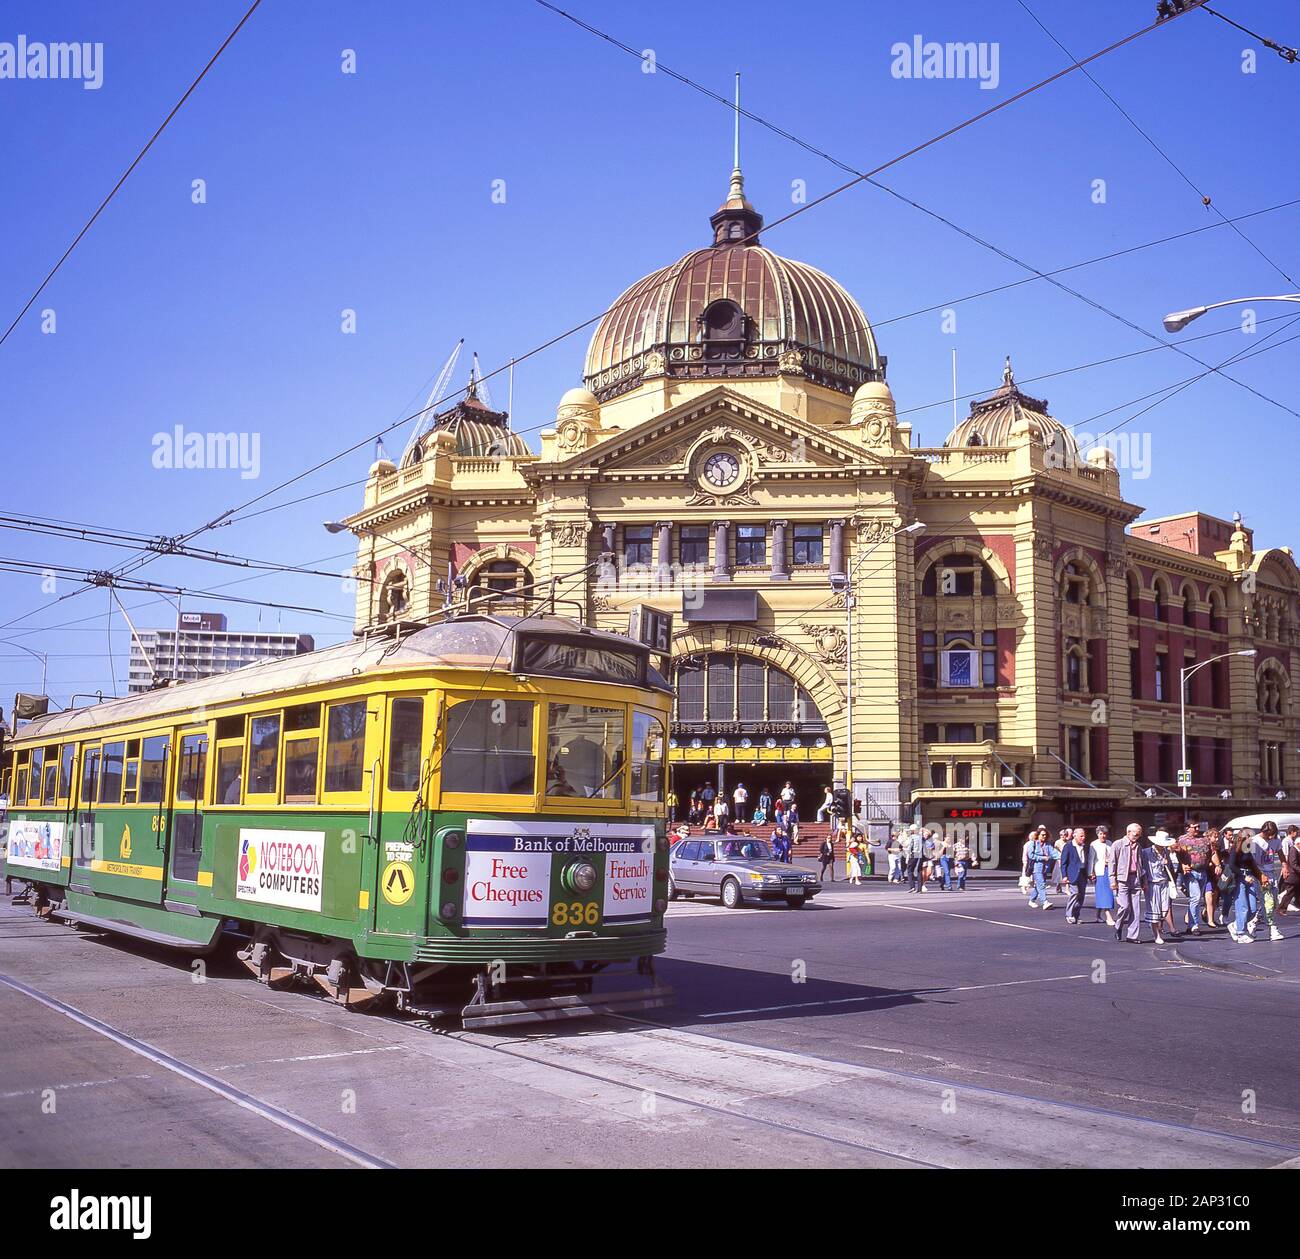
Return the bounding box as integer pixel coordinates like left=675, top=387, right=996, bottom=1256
left=0, top=971, right=394, bottom=1170
left=697, top=966, right=1181, bottom=1018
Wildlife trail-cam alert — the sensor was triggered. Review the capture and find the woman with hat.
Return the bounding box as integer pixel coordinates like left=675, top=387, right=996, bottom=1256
left=1139, top=831, right=1176, bottom=945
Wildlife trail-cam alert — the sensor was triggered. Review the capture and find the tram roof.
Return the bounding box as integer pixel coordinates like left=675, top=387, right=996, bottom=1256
left=13, top=614, right=669, bottom=743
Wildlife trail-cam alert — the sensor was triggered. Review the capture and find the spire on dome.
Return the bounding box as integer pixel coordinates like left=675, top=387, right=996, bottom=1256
left=1003, top=355, right=1014, bottom=388
left=710, top=72, right=763, bottom=246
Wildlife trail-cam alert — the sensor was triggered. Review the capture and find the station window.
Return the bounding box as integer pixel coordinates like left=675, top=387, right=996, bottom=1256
left=387, top=697, right=425, bottom=793
left=248, top=714, right=281, bottom=795
left=324, top=700, right=367, bottom=793
left=547, top=703, right=624, bottom=799
left=622, top=526, right=653, bottom=568
left=736, top=525, right=767, bottom=566
left=793, top=524, right=824, bottom=566
left=100, top=742, right=125, bottom=804
left=140, top=736, right=169, bottom=804
left=444, top=698, right=535, bottom=795
left=630, top=711, right=666, bottom=803
left=680, top=526, right=709, bottom=567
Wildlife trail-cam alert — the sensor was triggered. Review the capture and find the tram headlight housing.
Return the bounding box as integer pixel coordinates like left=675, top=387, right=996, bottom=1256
left=564, top=862, right=599, bottom=894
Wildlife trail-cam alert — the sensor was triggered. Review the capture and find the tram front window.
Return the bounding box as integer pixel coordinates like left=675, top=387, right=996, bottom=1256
left=442, top=698, right=534, bottom=795
left=546, top=704, right=625, bottom=799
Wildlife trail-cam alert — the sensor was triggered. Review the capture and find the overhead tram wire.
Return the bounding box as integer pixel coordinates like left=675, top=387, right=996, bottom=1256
left=1200, top=5, right=1299, bottom=64
left=534, top=0, right=1299, bottom=427
left=0, top=0, right=263, bottom=349
left=92, top=3, right=1198, bottom=588
left=1016, top=0, right=1296, bottom=287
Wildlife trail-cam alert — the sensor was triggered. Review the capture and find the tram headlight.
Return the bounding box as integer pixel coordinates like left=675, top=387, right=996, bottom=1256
left=564, top=862, right=599, bottom=894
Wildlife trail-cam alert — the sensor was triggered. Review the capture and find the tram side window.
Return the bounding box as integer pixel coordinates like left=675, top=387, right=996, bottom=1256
left=284, top=736, right=320, bottom=804
left=177, top=735, right=208, bottom=804
left=58, top=744, right=74, bottom=802
left=387, top=698, right=425, bottom=793
left=28, top=749, right=43, bottom=805
left=100, top=742, right=125, bottom=804
left=139, top=736, right=169, bottom=804
left=80, top=748, right=100, bottom=805
left=122, top=739, right=141, bottom=804
left=14, top=766, right=28, bottom=805
left=248, top=714, right=281, bottom=796
left=546, top=703, right=624, bottom=799
left=630, top=711, right=666, bottom=803
left=325, top=700, right=366, bottom=793
left=41, top=745, right=59, bottom=804
left=442, top=699, right=534, bottom=795
left=215, top=744, right=243, bottom=804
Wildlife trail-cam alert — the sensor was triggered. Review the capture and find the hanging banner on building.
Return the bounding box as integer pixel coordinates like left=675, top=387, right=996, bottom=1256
left=6, top=819, right=65, bottom=872
left=940, top=649, right=976, bottom=688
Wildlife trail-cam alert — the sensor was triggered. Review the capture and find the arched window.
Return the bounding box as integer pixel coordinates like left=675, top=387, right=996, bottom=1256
left=1152, top=577, right=1171, bottom=623
left=671, top=652, right=824, bottom=727
left=1061, top=561, right=1092, bottom=606
left=1208, top=589, right=1227, bottom=634
left=1064, top=639, right=1087, bottom=693
left=699, top=299, right=747, bottom=358
left=378, top=570, right=409, bottom=622
left=1127, top=571, right=1142, bottom=618
left=469, top=559, right=528, bottom=609
left=922, top=553, right=996, bottom=597
left=1181, top=584, right=1197, bottom=627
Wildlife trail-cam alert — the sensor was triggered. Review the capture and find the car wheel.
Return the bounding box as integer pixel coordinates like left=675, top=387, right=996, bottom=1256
left=721, top=878, right=743, bottom=909
left=668, top=877, right=681, bottom=901
left=785, top=895, right=807, bottom=908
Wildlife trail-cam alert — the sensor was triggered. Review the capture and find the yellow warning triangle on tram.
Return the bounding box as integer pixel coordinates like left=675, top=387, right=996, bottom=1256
left=120, top=824, right=132, bottom=860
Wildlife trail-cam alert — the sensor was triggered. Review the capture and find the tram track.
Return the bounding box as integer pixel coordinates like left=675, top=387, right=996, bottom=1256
left=0, top=970, right=396, bottom=1170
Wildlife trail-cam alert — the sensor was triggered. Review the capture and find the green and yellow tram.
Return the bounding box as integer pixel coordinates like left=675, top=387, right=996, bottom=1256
left=1, top=614, right=674, bottom=1027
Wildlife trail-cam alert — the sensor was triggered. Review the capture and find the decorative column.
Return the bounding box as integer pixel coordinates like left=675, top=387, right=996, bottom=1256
left=656, top=521, right=673, bottom=585
left=713, top=521, right=732, bottom=582
left=770, top=520, right=789, bottom=581
left=829, top=519, right=846, bottom=583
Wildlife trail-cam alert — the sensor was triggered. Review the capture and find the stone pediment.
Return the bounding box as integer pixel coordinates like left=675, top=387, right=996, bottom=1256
left=531, top=387, right=887, bottom=489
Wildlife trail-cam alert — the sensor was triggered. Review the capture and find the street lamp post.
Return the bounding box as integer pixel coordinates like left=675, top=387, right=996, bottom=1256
left=1163, top=293, right=1300, bottom=332
left=1180, top=649, right=1256, bottom=798
left=1, top=640, right=48, bottom=694
left=829, top=520, right=926, bottom=813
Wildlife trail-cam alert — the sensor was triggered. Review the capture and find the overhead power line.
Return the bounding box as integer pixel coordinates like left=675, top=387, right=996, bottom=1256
left=0, top=0, right=263, bottom=349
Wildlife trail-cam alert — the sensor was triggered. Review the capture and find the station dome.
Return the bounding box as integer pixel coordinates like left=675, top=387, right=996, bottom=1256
left=582, top=169, right=884, bottom=402
left=945, top=357, right=1081, bottom=464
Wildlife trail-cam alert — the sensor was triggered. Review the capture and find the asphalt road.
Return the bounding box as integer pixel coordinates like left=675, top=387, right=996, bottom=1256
left=1, top=878, right=1297, bottom=1169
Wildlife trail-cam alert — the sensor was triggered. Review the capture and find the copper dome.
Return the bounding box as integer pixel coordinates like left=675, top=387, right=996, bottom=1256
left=582, top=171, right=884, bottom=402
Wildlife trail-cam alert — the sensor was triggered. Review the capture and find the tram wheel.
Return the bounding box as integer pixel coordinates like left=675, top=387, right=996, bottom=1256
left=721, top=878, right=743, bottom=910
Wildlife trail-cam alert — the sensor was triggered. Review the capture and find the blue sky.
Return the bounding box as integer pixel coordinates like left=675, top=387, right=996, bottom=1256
left=1, top=0, right=1297, bottom=706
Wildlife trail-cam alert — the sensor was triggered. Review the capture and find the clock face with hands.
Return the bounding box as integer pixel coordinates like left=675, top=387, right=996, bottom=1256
left=702, top=450, right=741, bottom=489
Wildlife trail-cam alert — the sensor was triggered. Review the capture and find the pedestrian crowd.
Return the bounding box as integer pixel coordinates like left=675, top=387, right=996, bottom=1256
left=1018, top=820, right=1299, bottom=944
left=881, top=824, right=980, bottom=892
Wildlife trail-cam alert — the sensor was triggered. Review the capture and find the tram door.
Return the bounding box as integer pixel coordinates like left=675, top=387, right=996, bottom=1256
left=165, top=731, right=207, bottom=907
left=370, top=695, right=428, bottom=936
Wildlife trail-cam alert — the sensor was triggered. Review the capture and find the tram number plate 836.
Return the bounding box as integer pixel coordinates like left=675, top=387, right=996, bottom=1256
left=551, top=901, right=600, bottom=927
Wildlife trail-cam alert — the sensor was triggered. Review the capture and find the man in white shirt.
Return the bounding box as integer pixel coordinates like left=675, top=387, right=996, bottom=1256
left=732, top=782, right=748, bottom=824
left=1249, top=823, right=1285, bottom=941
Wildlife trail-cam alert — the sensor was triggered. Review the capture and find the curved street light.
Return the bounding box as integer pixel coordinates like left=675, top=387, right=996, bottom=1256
left=1162, top=293, right=1300, bottom=333
left=1180, top=649, right=1256, bottom=799
left=0, top=639, right=48, bottom=694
